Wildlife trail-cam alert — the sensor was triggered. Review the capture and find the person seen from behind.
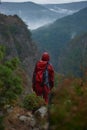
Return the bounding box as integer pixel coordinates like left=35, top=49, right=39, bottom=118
left=32, top=52, right=54, bottom=104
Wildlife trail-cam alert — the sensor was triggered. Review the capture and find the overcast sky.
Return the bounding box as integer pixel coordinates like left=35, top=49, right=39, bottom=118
left=1, top=0, right=87, bottom=4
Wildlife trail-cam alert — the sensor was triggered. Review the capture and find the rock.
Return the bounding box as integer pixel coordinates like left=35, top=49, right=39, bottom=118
left=34, top=106, right=48, bottom=130
left=29, top=118, right=36, bottom=127
left=19, top=114, right=36, bottom=127
left=35, top=106, right=47, bottom=118
left=19, top=115, right=28, bottom=122
left=7, top=107, right=13, bottom=113
left=26, top=111, right=33, bottom=118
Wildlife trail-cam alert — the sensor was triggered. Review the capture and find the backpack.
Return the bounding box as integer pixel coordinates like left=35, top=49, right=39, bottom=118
left=34, top=62, right=50, bottom=87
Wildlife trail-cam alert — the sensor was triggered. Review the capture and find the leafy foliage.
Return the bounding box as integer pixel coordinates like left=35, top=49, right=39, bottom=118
left=23, top=93, right=45, bottom=111
left=54, top=72, right=64, bottom=88
left=0, top=116, right=5, bottom=130
left=49, top=77, right=87, bottom=130
left=5, top=57, right=20, bottom=70
left=0, top=46, right=23, bottom=109
left=0, top=46, right=5, bottom=61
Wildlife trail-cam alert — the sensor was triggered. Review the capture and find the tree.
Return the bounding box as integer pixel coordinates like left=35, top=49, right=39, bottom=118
left=0, top=45, right=23, bottom=109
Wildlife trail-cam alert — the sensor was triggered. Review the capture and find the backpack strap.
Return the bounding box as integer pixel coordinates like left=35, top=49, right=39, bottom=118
left=41, top=62, right=50, bottom=87
left=46, top=61, right=49, bottom=69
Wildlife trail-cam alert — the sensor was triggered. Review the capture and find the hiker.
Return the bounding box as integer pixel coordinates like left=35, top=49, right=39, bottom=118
left=32, top=52, right=54, bottom=104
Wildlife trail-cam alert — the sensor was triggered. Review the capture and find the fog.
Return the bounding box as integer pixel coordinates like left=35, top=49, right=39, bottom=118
left=25, top=9, right=77, bottom=30
left=24, top=19, right=56, bottom=30
left=0, top=2, right=78, bottom=30
left=49, top=8, right=77, bottom=15
left=71, top=32, right=76, bottom=39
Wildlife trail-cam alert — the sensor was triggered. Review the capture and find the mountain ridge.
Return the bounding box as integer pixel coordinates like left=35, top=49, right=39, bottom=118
left=0, top=1, right=84, bottom=29
left=58, top=32, right=87, bottom=76
left=32, top=7, right=87, bottom=73
left=44, top=1, right=87, bottom=10
left=0, top=13, right=39, bottom=78
left=0, top=1, right=59, bottom=29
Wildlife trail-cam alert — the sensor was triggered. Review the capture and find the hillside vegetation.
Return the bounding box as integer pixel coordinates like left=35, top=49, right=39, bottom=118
left=49, top=75, right=87, bottom=130
left=0, top=13, right=39, bottom=78
left=0, top=46, right=23, bottom=110
left=58, top=33, right=87, bottom=77
left=0, top=14, right=44, bottom=130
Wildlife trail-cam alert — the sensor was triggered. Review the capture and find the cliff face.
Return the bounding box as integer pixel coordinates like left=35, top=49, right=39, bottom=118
left=0, top=13, right=39, bottom=77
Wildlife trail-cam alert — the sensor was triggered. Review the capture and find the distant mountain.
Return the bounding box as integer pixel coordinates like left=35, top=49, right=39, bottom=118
left=44, top=1, right=87, bottom=17
left=0, top=13, right=39, bottom=77
left=0, top=1, right=81, bottom=30
left=32, top=7, right=87, bottom=72
left=0, top=2, right=64, bottom=29
left=58, top=33, right=87, bottom=76
left=44, top=1, right=87, bottom=11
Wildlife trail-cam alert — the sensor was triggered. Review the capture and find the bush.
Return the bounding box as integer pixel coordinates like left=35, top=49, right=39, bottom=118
left=23, top=93, right=45, bottom=111
left=0, top=116, right=5, bottom=130
left=0, top=46, right=23, bottom=109
left=0, top=63, right=23, bottom=108
left=49, top=77, right=87, bottom=130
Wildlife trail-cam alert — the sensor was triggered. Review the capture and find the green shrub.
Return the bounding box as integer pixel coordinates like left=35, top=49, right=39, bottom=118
left=0, top=116, right=5, bottom=130
left=0, top=63, right=23, bottom=108
left=23, top=93, right=45, bottom=111
left=49, top=78, right=87, bottom=130
left=0, top=45, right=5, bottom=61
left=54, top=73, right=64, bottom=88
left=0, top=46, right=23, bottom=109
left=5, top=57, right=20, bottom=70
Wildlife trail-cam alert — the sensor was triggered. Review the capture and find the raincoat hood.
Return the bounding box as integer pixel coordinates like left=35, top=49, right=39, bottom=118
left=41, top=52, right=50, bottom=61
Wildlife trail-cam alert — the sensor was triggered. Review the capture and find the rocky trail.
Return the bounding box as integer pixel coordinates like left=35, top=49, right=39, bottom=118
left=2, top=105, right=49, bottom=130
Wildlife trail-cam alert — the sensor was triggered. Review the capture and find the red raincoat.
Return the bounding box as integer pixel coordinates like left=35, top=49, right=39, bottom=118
left=32, top=52, right=54, bottom=104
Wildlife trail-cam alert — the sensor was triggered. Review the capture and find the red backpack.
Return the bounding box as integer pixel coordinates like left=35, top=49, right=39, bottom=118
left=33, top=61, right=49, bottom=87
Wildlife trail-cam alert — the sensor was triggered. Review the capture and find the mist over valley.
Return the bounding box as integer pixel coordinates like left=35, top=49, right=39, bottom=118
left=0, top=1, right=84, bottom=30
